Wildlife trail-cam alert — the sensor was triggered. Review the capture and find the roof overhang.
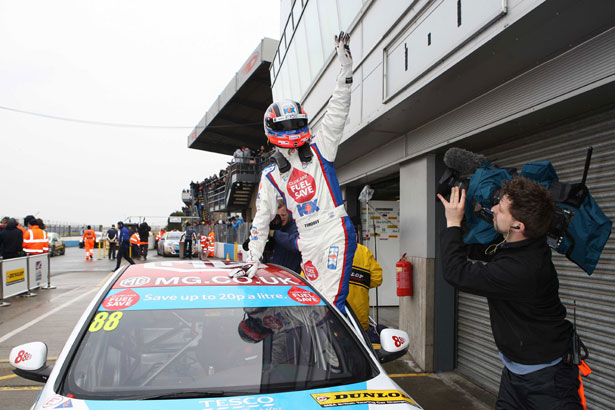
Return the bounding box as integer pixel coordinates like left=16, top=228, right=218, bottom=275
left=187, top=38, right=278, bottom=155
left=336, top=0, right=615, bottom=171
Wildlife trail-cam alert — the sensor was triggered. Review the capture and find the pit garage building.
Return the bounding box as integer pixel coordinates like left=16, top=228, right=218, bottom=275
left=189, top=1, right=615, bottom=408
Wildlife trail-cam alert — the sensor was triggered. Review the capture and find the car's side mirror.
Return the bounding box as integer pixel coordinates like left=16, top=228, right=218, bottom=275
left=10, top=342, right=52, bottom=383
left=377, top=329, right=409, bottom=363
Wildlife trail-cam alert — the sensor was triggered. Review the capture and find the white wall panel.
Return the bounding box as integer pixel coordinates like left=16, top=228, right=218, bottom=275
left=361, top=63, right=384, bottom=124
left=385, top=0, right=507, bottom=100
left=361, top=0, right=417, bottom=58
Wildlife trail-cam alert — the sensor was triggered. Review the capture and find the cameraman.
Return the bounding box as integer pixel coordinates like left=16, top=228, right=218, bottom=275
left=437, top=178, right=581, bottom=409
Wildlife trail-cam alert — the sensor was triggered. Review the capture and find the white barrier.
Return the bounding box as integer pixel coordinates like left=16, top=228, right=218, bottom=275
left=1, top=254, right=54, bottom=306
left=1, top=256, right=28, bottom=299
left=28, top=254, right=48, bottom=289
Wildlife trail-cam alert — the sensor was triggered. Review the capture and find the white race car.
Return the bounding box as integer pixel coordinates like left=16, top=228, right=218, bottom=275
left=157, top=231, right=198, bottom=258
left=10, top=261, right=422, bottom=409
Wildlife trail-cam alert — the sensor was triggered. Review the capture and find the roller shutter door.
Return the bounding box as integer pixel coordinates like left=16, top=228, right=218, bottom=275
left=456, top=108, right=615, bottom=410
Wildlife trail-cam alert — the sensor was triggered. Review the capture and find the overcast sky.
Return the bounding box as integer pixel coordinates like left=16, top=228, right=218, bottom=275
left=0, top=0, right=280, bottom=229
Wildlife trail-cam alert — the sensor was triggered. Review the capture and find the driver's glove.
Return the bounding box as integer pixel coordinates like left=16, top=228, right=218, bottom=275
left=229, top=250, right=260, bottom=278
left=335, top=31, right=353, bottom=85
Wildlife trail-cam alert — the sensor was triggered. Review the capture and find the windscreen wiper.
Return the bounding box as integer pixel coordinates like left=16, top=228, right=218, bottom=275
left=127, top=390, right=256, bottom=400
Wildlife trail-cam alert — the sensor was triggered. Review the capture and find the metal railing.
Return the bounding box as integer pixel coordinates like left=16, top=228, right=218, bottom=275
left=212, top=223, right=250, bottom=244
left=204, top=156, right=268, bottom=213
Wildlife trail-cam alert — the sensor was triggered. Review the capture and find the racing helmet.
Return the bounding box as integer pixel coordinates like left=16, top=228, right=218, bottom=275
left=263, top=100, right=311, bottom=148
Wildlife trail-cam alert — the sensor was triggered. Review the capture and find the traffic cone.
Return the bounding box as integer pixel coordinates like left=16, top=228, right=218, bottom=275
left=225, top=254, right=230, bottom=261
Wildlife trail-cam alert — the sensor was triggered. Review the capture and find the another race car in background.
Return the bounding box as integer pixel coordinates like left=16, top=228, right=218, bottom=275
left=10, top=261, right=422, bottom=409
left=48, top=232, right=65, bottom=256
left=157, top=231, right=198, bottom=258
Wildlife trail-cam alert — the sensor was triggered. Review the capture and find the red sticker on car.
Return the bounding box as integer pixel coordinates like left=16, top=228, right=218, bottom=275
left=102, top=289, right=140, bottom=310
left=13, top=349, right=32, bottom=364
left=43, top=395, right=65, bottom=408
left=287, top=168, right=316, bottom=203
left=287, top=286, right=321, bottom=305
left=303, top=261, right=319, bottom=281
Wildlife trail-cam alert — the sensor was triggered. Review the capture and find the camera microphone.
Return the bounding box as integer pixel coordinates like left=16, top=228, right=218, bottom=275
left=443, top=147, right=487, bottom=175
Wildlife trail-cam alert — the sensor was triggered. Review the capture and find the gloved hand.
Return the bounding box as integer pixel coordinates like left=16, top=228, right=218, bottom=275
left=229, top=262, right=258, bottom=279
left=335, top=31, right=353, bottom=86
left=229, top=250, right=260, bottom=278
left=335, top=31, right=352, bottom=66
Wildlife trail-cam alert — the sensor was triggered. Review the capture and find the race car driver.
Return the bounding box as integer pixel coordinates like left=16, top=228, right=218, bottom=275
left=231, top=31, right=357, bottom=313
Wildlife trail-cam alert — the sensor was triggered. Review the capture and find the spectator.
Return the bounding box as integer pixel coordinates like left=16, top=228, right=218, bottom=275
left=107, top=224, right=119, bottom=260
left=270, top=203, right=302, bottom=273
left=233, top=147, right=243, bottom=163
left=23, top=215, right=35, bottom=229
left=232, top=216, right=244, bottom=229
left=181, top=223, right=197, bottom=259
left=23, top=217, right=49, bottom=256
left=257, top=145, right=267, bottom=157
left=36, top=218, right=46, bottom=230
left=114, top=221, right=135, bottom=271
left=241, top=146, right=251, bottom=163
left=138, top=221, right=151, bottom=260
left=0, top=218, right=24, bottom=259
left=15, top=219, right=26, bottom=237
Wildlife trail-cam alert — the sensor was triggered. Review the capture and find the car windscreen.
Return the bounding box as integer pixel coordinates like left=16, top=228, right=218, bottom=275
left=166, top=233, right=182, bottom=240
left=60, top=304, right=376, bottom=400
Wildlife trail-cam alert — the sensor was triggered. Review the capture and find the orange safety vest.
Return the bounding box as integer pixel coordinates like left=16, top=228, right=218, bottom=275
left=83, top=229, right=96, bottom=241
left=207, top=231, right=215, bottom=257
left=23, top=225, right=49, bottom=255
left=130, top=232, right=141, bottom=245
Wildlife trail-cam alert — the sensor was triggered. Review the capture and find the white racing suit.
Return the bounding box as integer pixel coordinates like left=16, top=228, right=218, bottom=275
left=249, top=65, right=356, bottom=313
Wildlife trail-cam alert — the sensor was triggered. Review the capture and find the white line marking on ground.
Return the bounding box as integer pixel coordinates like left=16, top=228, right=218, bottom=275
left=0, top=288, right=98, bottom=344
left=49, top=286, right=86, bottom=304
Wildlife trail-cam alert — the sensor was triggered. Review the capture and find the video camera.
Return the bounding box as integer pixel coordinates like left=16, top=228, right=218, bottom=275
left=437, top=147, right=612, bottom=275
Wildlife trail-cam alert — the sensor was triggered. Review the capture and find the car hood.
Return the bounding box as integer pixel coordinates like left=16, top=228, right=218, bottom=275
left=34, top=375, right=421, bottom=409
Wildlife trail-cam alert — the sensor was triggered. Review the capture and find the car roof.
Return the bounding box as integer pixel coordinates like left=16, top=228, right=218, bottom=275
left=114, top=261, right=306, bottom=289
left=103, top=261, right=322, bottom=310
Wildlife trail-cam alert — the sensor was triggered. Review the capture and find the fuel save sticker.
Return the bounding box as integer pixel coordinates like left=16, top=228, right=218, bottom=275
left=311, top=390, right=418, bottom=407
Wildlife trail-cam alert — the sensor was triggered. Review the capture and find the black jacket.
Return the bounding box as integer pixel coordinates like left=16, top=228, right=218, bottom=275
left=138, top=223, right=151, bottom=240
left=0, top=220, right=24, bottom=259
left=271, top=219, right=302, bottom=273
left=440, top=227, right=572, bottom=364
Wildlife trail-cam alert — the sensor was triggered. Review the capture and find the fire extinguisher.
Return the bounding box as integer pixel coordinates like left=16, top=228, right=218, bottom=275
left=396, top=253, right=413, bottom=296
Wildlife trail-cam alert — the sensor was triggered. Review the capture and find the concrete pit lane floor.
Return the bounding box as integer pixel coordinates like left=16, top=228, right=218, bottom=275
left=0, top=247, right=496, bottom=410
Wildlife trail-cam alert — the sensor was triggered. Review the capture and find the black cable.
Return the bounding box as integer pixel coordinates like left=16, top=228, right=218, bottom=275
left=0, top=105, right=261, bottom=130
